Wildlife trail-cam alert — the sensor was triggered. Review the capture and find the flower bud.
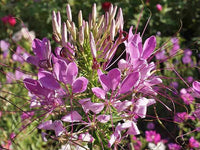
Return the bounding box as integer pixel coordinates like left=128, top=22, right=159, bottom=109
left=52, top=11, right=61, bottom=35
left=90, top=32, right=97, bottom=58
left=156, top=4, right=162, bottom=12
left=110, top=19, right=115, bottom=41
left=85, top=21, right=89, bottom=39
left=92, top=3, right=97, bottom=25
left=72, top=22, right=76, bottom=40
left=97, top=15, right=104, bottom=29
left=110, top=5, right=117, bottom=20
left=115, top=8, right=124, bottom=31
left=78, top=10, right=83, bottom=28
left=62, top=22, right=68, bottom=47
left=79, top=26, right=84, bottom=46
left=66, top=4, right=72, bottom=22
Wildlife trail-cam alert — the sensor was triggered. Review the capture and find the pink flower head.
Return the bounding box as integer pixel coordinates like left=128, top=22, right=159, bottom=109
left=1, top=15, right=16, bottom=26
left=168, top=143, right=181, bottom=150
left=145, top=130, right=161, bottom=144
left=181, top=93, right=194, bottom=105
left=174, top=112, right=195, bottom=123
left=156, top=4, right=163, bottom=12
left=189, top=137, right=200, bottom=148
left=132, top=136, right=142, bottom=150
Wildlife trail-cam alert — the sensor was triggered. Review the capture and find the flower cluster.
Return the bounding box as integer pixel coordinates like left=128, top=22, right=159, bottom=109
left=19, top=3, right=163, bottom=148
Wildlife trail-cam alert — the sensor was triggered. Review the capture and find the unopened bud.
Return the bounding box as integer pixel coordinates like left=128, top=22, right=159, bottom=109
left=52, top=11, right=61, bottom=35
left=85, top=21, right=89, bottom=39
left=72, top=22, right=76, bottom=40
left=78, top=10, right=83, bottom=28
left=110, top=19, right=115, bottom=41
left=62, top=22, right=68, bottom=47
left=52, top=32, right=61, bottom=43
left=104, top=12, right=109, bottom=31
left=89, top=14, right=93, bottom=29
left=90, top=32, right=97, bottom=58
left=97, top=15, right=104, bottom=29
left=66, top=4, right=72, bottom=22
left=109, top=4, right=113, bottom=15
left=92, top=3, right=97, bottom=25
left=110, top=5, right=117, bottom=20
left=79, top=26, right=84, bottom=46
left=66, top=20, right=72, bottom=29
left=115, top=8, right=124, bottom=31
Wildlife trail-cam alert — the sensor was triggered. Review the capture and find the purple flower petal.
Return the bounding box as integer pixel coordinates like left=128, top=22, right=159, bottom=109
left=26, top=55, right=40, bottom=66
left=114, top=100, right=132, bottom=112
left=54, top=59, right=68, bottom=83
left=126, top=122, right=140, bottom=135
left=65, top=62, right=78, bottom=85
left=72, top=77, right=88, bottom=93
left=62, top=111, right=82, bottom=122
left=38, top=70, right=60, bottom=90
left=108, top=68, right=121, bottom=90
left=23, top=78, right=51, bottom=97
left=119, top=72, right=140, bottom=94
left=142, top=36, right=156, bottom=59
left=97, top=115, right=110, bottom=123
left=51, top=120, right=65, bottom=137
left=193, top=81, right=200, bottom=94
left=79, top=98, right=91, bottom=113
left=32, top=38, right=51, bottom=60
left=38, top=120, right=53, bottom=130
left=92, top=87, right=106, bottom=99
left=79, top=132, right=94, bottom=142
left=89, top=102, right=104, bottom=114
left=100, top=74, right=111, bottom=91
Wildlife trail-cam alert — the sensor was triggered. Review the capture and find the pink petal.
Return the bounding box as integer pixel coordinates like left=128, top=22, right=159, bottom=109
left=38, top=70, right=60, bottom=90
left=23, top=78, right=51, bottom=97
left=72, top=77, right=88, bottom=93
left=79, top=132, right=94, bottom=142
left=38, top=120, right=53, bottom=130
left=108, top=68, right=121, bottom=90
left=66, top=62, right=78, bottom=85
left=193, top=81, right=200, bottom=94
left=52, top=120, right=65, bottom=137
left=53, top=59, right=68, bottom=83
left=126, top=122, right=140, bottom=135
left=89, top=103, right=104, bottom=114
left=142, top=36, right=156, bottom=59
left=100, top=74, right=111, bottom=91
left=97, top=115, right=110, bottom=123
left=119, top=72, right=140, bottom=94
left=92, top=87, right=106, bottom=99
left=62, top=111, right=82, bottom=122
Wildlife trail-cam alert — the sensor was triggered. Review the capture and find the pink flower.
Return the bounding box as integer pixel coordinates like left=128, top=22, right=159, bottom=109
left=168, top=143, right=181, bottom=150
left=132, top=136, right=142, bottom=150
left=181, top=93, right=194, bottom=105
left=174, top=112, right=195, bottom=123
left=156, top=4, right=162, bottom=12
left=1, top=15, right=16, bottom=26
left=145, top=130, right=161, bottom=144
left=189, top=137, right=200, bottom=148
